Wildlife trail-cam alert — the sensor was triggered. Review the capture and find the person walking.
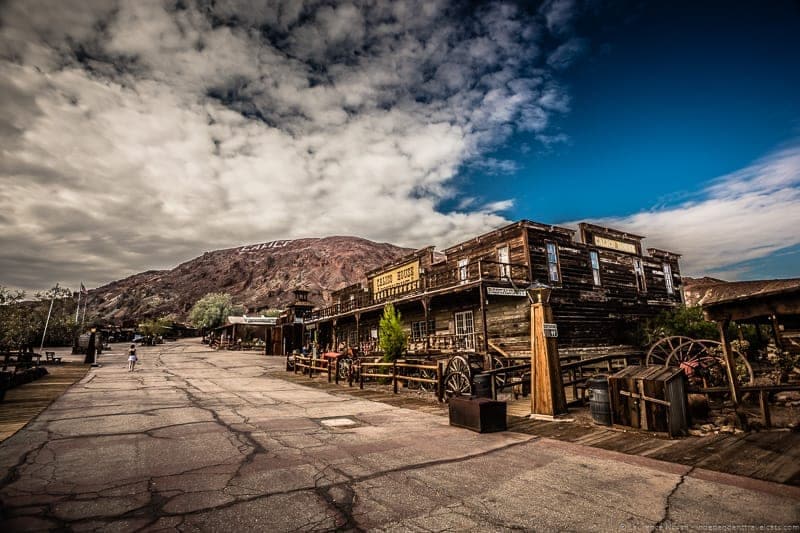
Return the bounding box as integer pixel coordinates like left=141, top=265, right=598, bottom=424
left=127, top=344, right=138, bottom=372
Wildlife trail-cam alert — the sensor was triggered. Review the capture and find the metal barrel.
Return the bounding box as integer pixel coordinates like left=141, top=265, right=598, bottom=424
left=587, top=375, right=612, bottom=425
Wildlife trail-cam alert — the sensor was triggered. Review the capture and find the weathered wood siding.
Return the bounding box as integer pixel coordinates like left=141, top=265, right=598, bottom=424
left=527, top=226, right=682, bottom=348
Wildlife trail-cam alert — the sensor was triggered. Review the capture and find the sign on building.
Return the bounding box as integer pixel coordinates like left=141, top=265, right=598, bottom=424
left=371, top=260, right=420, bottom=295
left=543, top=323, right=558, bottom=338
left=486, top=286, right=528, bottom=297
left=593, top=236, right=637, bottom=255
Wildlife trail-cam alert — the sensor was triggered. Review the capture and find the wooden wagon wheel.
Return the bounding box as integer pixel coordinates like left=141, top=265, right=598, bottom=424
left=444, top=355, right=472, bottom=398
left=646, top=336, right=694, bottom=365
left=336, top=357, right=352, bottom=381
left=418, top=365, right=437, bottom=392
left=665, top=339, right=755, bottom=389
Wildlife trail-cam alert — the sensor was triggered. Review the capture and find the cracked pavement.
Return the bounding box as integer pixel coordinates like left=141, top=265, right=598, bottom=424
left=1, top=340, right=797, bottom=532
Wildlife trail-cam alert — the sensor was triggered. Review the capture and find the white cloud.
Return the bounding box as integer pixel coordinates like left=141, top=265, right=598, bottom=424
left=0, top=0, right=579, bottom=291
left=587, top=143, right=800, bottom=279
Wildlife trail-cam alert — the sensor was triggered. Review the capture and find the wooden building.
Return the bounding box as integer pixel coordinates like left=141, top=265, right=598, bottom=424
left=305, top=220, right=682, bottom=358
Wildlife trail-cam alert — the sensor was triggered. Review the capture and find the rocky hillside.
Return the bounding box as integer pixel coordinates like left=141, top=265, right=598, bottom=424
left=87, top=237, right=411, bottom=323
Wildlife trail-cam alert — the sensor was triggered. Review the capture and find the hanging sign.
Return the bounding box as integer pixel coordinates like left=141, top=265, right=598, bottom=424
left=486, top=286, right=528, bottom=297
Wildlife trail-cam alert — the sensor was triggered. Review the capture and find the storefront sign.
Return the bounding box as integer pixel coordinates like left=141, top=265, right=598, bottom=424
left=543, top=323, right=558, bottom=338
left=486, top=286, right=528, bottom=297
left=372, top=260, right=420, bottom=294
left=593, top=236, right=637, bottom=254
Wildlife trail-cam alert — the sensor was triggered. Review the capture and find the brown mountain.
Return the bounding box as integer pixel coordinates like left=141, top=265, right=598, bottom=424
left=87, top=236, right=411, bottom=323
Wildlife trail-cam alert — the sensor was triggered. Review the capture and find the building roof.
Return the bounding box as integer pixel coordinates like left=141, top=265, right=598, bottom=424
left=693, top=278, right=800, bottom=308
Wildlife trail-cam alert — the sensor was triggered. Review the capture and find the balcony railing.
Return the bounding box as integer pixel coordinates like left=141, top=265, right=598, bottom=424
left=308, top=260, right=530, bottom=321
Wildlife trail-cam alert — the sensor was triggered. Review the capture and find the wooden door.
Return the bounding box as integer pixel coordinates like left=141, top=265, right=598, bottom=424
left=454, top=310, right=475, bottom=351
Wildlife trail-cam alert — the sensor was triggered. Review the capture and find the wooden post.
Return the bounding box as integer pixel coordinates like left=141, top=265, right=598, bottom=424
left=334, top=357, right=340, bottom=385
left=327, top=358, right=332, bottom=383
left=422, top=298, right=430, bottom=351
left=360, top=362, right=364, bottom=389
left=717, top=320, right=740, bottom=406
left=530, top=300, right=568, bottom=418
left=437, top=360, right=444, bottom=402
left=770, top=315, right=783, bottom=350
left=759, top=390, right=771, bottom=428
left=393, top=360, right=398, bottom=394
left=479, top=282, right=490, bottom=369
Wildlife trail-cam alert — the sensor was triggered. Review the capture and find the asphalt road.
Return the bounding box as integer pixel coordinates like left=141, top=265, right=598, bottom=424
left=1, top=340, right=797, bottom=531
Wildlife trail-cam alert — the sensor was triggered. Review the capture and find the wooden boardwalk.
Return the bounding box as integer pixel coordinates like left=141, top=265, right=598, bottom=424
left=0, top=363, right=90, bottom=442
left=276, top=369, right=800, bottom=486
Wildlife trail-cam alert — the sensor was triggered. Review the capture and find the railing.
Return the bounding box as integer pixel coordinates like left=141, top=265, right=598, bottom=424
left=287, top=352, right=443, bottom=398
left=357, top=360, right=441, bottom=395
left=475, top=361, right=531, bottom=400
left=407, top=333, right=481, bottom=353
left=308, top=260, right=530, bottom=321
left=560, top=353, right=643, bottom=404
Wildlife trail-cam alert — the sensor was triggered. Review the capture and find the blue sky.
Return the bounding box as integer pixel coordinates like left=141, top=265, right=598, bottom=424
left=450, top=0, right=800, bottom=279
left=1, top=0, right=798, bottom=291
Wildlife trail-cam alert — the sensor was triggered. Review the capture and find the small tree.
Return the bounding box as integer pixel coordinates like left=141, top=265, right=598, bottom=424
left=188, top=293, right=242, bottom=331
left=138, top=316, right=172, bottom=340
left=378, top=303, right=406, bottom=362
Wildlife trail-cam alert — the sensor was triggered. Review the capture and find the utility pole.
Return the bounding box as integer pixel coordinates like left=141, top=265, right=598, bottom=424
left=40, top=283, right=59, bottom=354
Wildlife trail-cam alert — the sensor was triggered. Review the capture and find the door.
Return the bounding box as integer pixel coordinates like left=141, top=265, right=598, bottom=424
left=454, top=310, right=475, bottom=351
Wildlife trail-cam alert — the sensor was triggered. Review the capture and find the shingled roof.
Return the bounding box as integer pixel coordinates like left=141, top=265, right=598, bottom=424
left=692, top=278, right=800, bottom=308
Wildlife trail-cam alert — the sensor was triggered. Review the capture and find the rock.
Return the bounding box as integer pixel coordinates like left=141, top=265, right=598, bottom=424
left=688, top=429, right=706, bottom=437
left=719, top=425, right=735, bottom=433
left=700, top=424, right=714, bottom=431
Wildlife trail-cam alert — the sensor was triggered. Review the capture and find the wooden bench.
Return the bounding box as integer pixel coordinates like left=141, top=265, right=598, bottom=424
left=45, top=351, right=62, bottom=364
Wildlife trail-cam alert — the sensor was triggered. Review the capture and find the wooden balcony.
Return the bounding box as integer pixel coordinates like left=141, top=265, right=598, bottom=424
left=308, top=260, right=530, bottom=322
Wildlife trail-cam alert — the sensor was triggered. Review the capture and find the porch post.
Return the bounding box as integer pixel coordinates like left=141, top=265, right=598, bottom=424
left=530, top=290, right=568, bottom=418
left=479, top=282, right=489, bottom=369
left=717, top=319, right=740, bottom=406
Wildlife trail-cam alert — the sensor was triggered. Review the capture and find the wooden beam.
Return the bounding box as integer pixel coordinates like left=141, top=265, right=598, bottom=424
left=717, top=319, right=740, bottom=406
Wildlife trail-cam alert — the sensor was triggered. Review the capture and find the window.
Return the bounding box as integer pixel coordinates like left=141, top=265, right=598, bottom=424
left=589, top=251, right=601, bottom=286
left=546, top=242, right=560, bottom=283
left=411, top=320, right=435, bottom=341
left=497, top=245, right=510, bottom=278
left=458, top=258, right=469, bottom=283
left=633, top=258, right=647, bottom=293
left=663, top=263, right=674, bottom=295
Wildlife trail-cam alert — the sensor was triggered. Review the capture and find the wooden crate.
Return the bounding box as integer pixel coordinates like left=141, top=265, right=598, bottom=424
left=609, top=366, right=688, bottom=438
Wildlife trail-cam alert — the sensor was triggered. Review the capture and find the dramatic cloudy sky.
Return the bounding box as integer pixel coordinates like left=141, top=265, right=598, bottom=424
left=1, top=0, right=799, bottom=292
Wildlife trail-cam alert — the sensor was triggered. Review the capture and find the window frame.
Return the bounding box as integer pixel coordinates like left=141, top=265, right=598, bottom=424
left=497, top=244, right=511, bottom=279
left=545, top=241, right=561, bottom=284
left=458, top=258, right=469, bottom=283
left=663, top=263, right=674, bottom=295
left=633, top=258, right=647, bottom=294
left=589, top=250, right=601, bottom=287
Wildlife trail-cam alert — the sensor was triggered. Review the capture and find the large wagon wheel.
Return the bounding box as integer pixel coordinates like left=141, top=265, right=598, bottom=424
left=646, top=336, right=695, bottom=365
left=418, top=364, right=437, bottom=392
left=665, top=339, right=754, bottom=389
left=444, top=355, right=472, bottom=398
left=336, top=357, right=352, bottom=382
